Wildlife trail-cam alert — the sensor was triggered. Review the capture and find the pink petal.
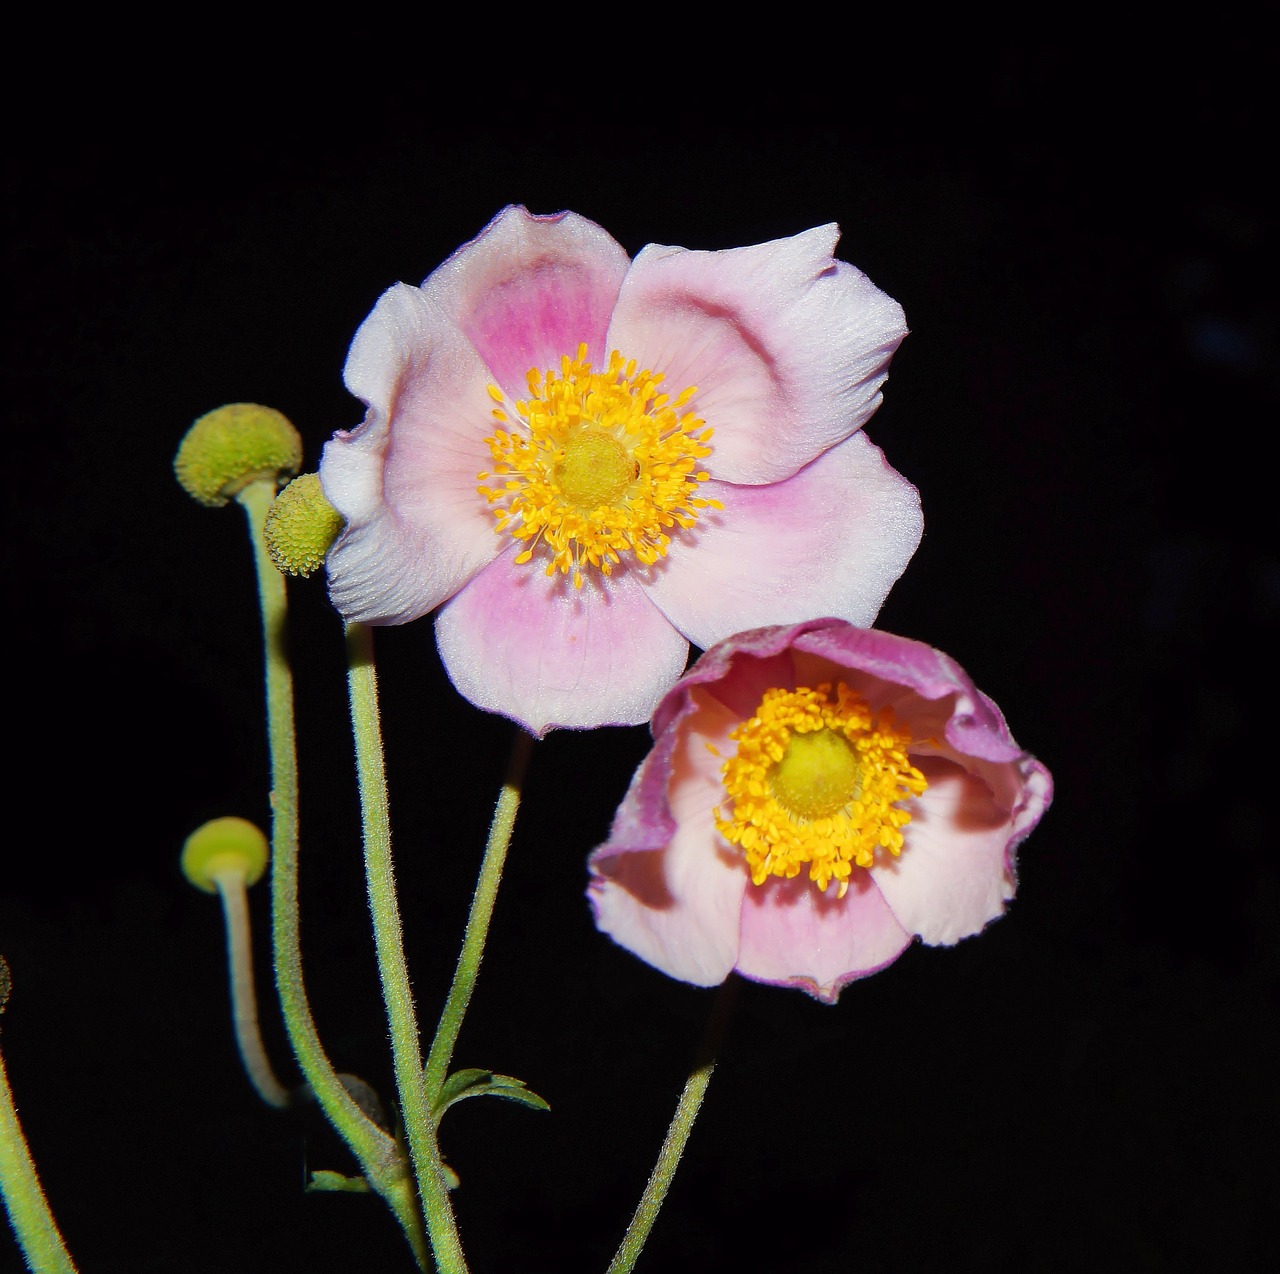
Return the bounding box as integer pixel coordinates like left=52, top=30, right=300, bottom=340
left=434, top=551, right=690, bottom=735
left=643, top=431, right=923, bottom=651
left=735, top=872, right=912, bottom=1003
left=321, top=283, right=502, bottom=623
left=589, top=689, right=748, bottom=985
left=607, top=225, right=907, bottom=485
left=869, top=756, right=1032, bottom=945
left=419, top=205, right=631, bottom=400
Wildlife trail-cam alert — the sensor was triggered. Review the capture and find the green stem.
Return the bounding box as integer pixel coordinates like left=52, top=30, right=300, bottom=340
left=0, top=1032, right=77, bottom=1272
left=236, top=484, right=425, bottom=1267
left=345, top=621, right=468, bottom=1274
left=212, top=871, right=292, bottom=1109
left=605, top=977, right=738, bottom=1274
left=423, top=728, right=534, bottom=1102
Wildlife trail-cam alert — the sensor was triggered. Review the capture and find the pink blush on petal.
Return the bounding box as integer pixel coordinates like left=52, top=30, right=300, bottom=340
left=468, top=270, right=616, bottom=398
left=870, top=757, right=1018, bottom=946
left=420, top=207, right=630, bottom=399
left=736, top=872, right=913, bottom=1003
left=434, top=553, right=690, bottom=736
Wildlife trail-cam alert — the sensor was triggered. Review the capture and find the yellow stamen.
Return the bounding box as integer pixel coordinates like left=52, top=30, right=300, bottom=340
left=715, top=683, right=928, bottom=898
left=477, top=345, right=720, bottom=589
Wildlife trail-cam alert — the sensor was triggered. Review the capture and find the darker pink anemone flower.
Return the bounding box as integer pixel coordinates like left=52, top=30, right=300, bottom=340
left=588, top=619, right=1052, bottom=1003
left=320, top=206, right=922, bottom=736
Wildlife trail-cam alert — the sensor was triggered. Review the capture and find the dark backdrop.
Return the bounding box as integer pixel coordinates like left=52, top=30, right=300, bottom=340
left=3, top=42, right=1275, bottom=1274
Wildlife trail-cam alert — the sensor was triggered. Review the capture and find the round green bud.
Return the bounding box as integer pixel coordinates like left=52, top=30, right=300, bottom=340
left=181, top=816, right=270, bottom=893
left=264, top=473, right=345, bottom=576
left=174, top=403, right=303, bottom=508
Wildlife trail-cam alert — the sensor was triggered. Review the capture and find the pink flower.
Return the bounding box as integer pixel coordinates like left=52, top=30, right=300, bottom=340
left=588, top=620, right=1052, bottom=1003
left=320, top=207, right=922, bottom=735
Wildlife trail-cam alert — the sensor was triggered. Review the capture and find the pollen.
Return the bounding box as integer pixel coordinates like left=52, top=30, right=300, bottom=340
left=715, top=683, right=929, bottom=898
left=477, top=345, right=720, bottom=588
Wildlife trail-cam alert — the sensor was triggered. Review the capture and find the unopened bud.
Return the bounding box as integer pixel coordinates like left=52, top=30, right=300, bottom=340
left=174, top=403, right=302, bottom=508
left=181, top=817, right=269, bottom=893
left=264, top=473, right=345, bottom=576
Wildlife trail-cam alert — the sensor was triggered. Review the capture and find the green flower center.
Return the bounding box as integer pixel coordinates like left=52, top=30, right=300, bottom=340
left=769, top=729, right=862, bottom=820
left=553, top=430, right=638, bottom=510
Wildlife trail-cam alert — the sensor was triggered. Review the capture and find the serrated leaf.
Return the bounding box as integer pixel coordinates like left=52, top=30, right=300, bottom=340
left=433, top=1068, right=551, bottom=1119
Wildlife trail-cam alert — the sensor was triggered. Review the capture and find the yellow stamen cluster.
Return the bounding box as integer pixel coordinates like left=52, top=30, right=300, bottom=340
left=477, top=345, right=721, bottom=588
left=715, top=683, right=928, bottom=898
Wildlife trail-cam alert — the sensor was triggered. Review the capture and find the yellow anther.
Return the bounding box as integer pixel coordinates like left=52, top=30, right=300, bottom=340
left=716, top=684, right=928, bottom=897
left=478, top=349, right=714, bottom=587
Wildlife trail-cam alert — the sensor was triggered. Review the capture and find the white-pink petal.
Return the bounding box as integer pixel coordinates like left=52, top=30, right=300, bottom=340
left=608, top=225, right=907, bottom=485
left=643, top=430, right=923, bottom=652
left=589, top=691, right=749, bottom=985
left=321, top=283, right=504, bottom=624
left=735, top=872, right=913, bottom=1003
left=434, top=552, right=690, bottom=736
left=869, top=757, right=1018, bottom=946
left=419, top=205, right=631, bottom=401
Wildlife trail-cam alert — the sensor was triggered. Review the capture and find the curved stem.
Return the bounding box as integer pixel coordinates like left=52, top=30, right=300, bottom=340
left=423, top=727, right=534, bottom=1102
left=346, top=621, right=468, bottom=1274
left=605, top=977, right=738, bottom=1274
left=0, top=1023, right=77, bottom=1273
left=236, top=484, right=424, bottom=1266
left=212, top=872, right=292, bottom=1109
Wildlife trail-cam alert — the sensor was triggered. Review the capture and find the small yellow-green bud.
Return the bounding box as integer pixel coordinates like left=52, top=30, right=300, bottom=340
left=174, top=403, right=303, bottom=508
left=264, top=473, right=345, bottom=576
left=181, top=816, right=269, bottom=893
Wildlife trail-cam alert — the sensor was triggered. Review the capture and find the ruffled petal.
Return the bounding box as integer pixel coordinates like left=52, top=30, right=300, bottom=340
left=643, top=431, right=923, bottom=651
left=607, top=225, right=907, bottom=485
left=419, top=205, right=631, bottom=400
left=434, top=552, right=690, bottom=735
left=589, top=688, right=748, bottom=985
left=735, top=872, right=912, bottom=1003
left=321, top=283, right=501, bottom=624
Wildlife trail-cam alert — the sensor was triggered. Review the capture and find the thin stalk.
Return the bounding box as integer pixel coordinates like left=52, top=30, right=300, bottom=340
left=0, top=1007, right=77, bottom=1273
left=236, top=484, right=425, bottom=1266
left=212, top=871, right=292, bottom=1109
left=423, top=728, right=534, bottom=1102
left=605, top=977, right=739, bottom=1274
left=345, top=621, right=468, bottom=1274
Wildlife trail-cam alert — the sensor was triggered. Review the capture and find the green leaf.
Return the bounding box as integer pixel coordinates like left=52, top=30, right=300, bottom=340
left=433, top=1068, right=551, bottom=1120
left=307, top=1170, right=371, bottom=1194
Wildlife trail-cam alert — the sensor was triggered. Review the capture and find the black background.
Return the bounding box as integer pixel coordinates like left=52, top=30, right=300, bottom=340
left=3, top=40, right=1276, bottom=1273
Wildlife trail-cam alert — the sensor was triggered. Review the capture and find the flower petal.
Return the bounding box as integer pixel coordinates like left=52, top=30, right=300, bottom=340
left=589, top=687, right=747, bottom=985
left=735, top=872, right=912, bottom=1004
left=321, top=283, right=502, bottom=623
left=644, top=431, right=923, bottom=651
left=869, top=754, right=1045, bottom=946
left=434, top=553, right=690, bottom=735
left=419, top=205, right=631, bottom=400
left=608, top=225, right=907, bottom=485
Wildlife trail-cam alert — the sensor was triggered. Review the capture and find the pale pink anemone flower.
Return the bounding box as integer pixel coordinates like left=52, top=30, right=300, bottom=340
left=588, top=619, right=1052, bottom=1003
left=319, top=206, right=923, bottom=735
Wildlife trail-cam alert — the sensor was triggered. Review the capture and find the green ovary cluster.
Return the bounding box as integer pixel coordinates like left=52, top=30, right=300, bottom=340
left=768, top=729, right=862, bottom=820
left=554, top=430, right=638, bottom=509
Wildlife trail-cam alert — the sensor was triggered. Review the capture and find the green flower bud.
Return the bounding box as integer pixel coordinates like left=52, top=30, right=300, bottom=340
left=174, top=403, right=303, bottom=508
left=181, top=816, right=269, bottom=893
left=264, top=473, right=345, bottom=576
